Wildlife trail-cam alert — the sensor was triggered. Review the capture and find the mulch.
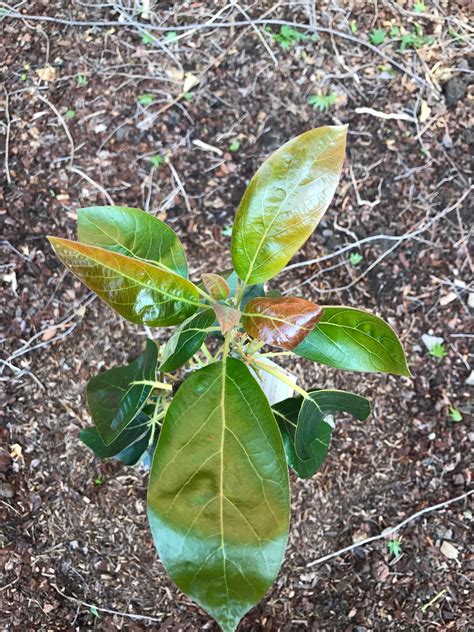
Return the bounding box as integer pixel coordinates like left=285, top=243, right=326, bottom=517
left=1, top=1, right=472, bottom=630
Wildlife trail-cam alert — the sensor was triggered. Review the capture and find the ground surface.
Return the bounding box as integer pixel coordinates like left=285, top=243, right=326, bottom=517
left=1, top=1, right=473, bottom=631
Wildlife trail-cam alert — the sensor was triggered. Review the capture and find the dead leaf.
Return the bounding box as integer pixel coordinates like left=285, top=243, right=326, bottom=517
left=36, top=65, right=56, bottom=82
left=440, top=541, right=459, bottom=560
left=183, top=72, right=199, bottom=93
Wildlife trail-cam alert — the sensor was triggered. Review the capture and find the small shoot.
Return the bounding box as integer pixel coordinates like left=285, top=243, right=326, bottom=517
left=387, top=539, right=402, bottom=557
left=89, top=605, right=100, bottom=619
left=182, top=92, right=193, bottom=101
left=350, top=20, right=358, bottom=34
left=308, top=92, right=338, bottom=112
left=94, top=475, right=105, bottom=485
left=429, top=342, right=448, bottom=359
left=65, top=108, right=76, bottom=120
left=448, top=407, right=463, bottom=422
left=229, top=140, right=241, bottom=152
left=266, top=25, right=314, bottom=50
left=349, top=252, right=364, bottom=266
left=414, top=1, right=426, bottom=13
left=76, top=74, right=88, bottom=87
left=165, top=31, right=178, bottom=43
left=141, top=32, right=155, bottom=45
left=138, top=94, right=154, bottom=106
left=369, top=28, right=386, bottom=45
left=148, top=154, right=165, bottom=168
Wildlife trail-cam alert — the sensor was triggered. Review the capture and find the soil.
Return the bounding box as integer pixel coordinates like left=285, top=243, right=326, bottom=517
left=1, top=2, right=473, bottom=631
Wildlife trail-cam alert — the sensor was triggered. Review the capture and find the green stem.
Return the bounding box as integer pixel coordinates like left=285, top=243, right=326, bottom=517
left=200, top=342, right=214, bottom=362
left=148, top=398, right=165, bottom=447
left=131, top=379, right=172, bottom=391
left=253, top=359, right=310, bottom=400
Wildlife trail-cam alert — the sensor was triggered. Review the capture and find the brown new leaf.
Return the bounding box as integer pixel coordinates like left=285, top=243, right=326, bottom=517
left=202, top=273, right=230, bottom=300
left=242, top=297, right=323, bottom=350
left=213, top=303, right=241, bottom=334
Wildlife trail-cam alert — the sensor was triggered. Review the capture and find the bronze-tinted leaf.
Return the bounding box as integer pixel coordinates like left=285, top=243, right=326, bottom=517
left=242, top=297, right=323, bottom=350
left=231, top=126, right=347, bottom=284
left=213, top=303, right=241, bottom=334
left=202, top=273, right=231, bottom=300
left=48, top=237, right=201, bottom=327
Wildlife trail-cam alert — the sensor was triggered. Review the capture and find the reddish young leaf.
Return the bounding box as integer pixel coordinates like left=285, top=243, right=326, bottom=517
left=243, top=297, right=323, bottom=350
left=213, top=303, right=241, bottom=334
left=202, top=273, right=230, bottom=300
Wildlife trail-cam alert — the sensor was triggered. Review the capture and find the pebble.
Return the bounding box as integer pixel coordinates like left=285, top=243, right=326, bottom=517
left=0, top=483, right=15, bottom=498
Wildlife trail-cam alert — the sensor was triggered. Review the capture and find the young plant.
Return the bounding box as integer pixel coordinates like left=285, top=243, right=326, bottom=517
left=48, top=126, right=410, bottom=631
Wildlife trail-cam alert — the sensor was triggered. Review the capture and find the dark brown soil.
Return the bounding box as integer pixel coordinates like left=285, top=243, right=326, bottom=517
left=1, top=2, right=472, bottom=631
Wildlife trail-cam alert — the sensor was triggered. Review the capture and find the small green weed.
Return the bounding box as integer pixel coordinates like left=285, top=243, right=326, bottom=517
left=369, top=28, right=386, bottom=45
left=449, top=407, right=463, bottom=422
left=65, top=108, right=76, bottom=120
left=229, top=140, right=241, bottom=152
left=308, top=92, right=337, bottom=112
left=149, top=154, right=165, bottom=167
left=266, top=25, right=316, bottom=50
left=429, top=343, right=447, bottom=359
left=387, top=539, right=402, bottom=557
left=138, top=94, right=154, bottom=106
left=76, top=74, right=88, bottom=87
left=349, top=252, right=363, bottom=266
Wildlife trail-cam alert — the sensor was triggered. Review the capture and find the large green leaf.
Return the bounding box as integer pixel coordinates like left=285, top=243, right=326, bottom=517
left=294, top=306, right=411, bottom=376
left=80, top=411, right=151, bottom=465
left=147, top=358, right=290, bottom=632
left=48, top=237, right=201, bottom=326
left=87, top=339, right=158, bottom=444
left=160, top=308, right=216, bottom=373
left=231, top=126, right=347, bottom=285
left=273, top=390, right=370, bottom=479
left=78, top=206, right=188, bottom=278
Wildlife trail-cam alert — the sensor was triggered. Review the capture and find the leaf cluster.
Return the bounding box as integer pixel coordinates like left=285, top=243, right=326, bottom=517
left=49, top=126, right=410, bottom=632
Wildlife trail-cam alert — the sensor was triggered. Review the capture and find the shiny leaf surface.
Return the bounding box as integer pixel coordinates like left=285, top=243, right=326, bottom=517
left=160, top=308, right=216, bottom=373
left=242, top=297, right=323, bottom=350
left=147, top=358, right=290, bottom=632
left=87, top=339, right=158, bottom=444
left=273, top=390, right=370, bottom=478
left=48, top=237, right=201, bottom=327
left=294, top=306, right=411, bottom=376
left=213, top=303, right=242, bottom=334
left=78, top=205, right=188, bottom=277
left=231, top=126, right=347, bottom=284
left=202, top=273, right=230, bottom=300
left=80, top=411, right=151, bottom=465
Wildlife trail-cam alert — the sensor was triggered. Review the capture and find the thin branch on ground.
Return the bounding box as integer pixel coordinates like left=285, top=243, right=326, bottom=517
left=69, top=166, right=115, bottom=204
left=2, top=87, right=12, bottom=184
left=50, top=582, right=165, bottom=623
left=1, top=8, right=433, bottom=88
left=307, top=489, right=473, bottom=568
left=283, top=187, right=472, bottom=293
left=36, top=91, right=75, bottom=166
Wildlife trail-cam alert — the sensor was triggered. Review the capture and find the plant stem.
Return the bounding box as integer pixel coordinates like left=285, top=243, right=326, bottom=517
left=200, top=342, right=214, bottom=362
left=131, top=379, right=172, bottom=391
left=253, top=359, right=310, bottom=400
left=148, top=398, right=165, bottom=447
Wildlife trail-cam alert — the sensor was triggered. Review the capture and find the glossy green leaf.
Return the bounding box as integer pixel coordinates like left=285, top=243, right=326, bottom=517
left=147, top=358, right=290, bottom=632
left=87, top=339, right=158, bottom=444
left=273, top=390, right=370, bottom=478
left=231, top=126, right=347, bottom=284
left=160, top=308, right=216, bottom=373
left=80, top=411, right=152, bottom=465
left=242, top=296, right=323, bottom=350
left=48, top=237, right=201, bottom=327
left=294, top=306, right=411, bottom=377
left=78, top=206, right=188, bottom=277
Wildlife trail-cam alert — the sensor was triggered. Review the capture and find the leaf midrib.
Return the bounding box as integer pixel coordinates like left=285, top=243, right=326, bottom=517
left=57, top=239, right=201, bottom=309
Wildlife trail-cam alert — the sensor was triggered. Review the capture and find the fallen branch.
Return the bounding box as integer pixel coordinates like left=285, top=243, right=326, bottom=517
left=2, top=8, right=432, bottom=88
left=307, top=489, right=473, bottom=568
